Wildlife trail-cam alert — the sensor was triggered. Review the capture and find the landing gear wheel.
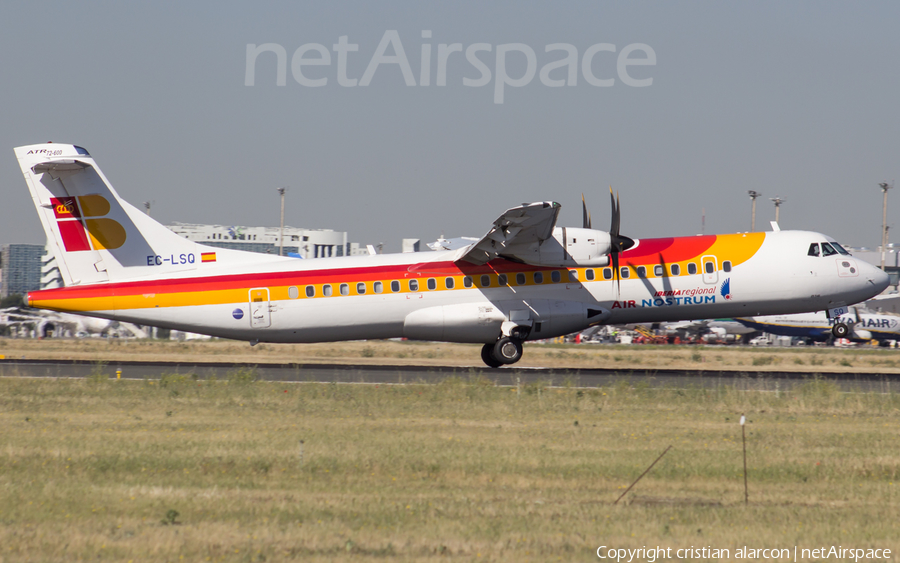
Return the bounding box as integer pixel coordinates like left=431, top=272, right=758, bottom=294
left=493, top=337, right=523, bottom=365
left=832, top=322, right=850, bottom=338
left=481, top=343, right=503, bottom=368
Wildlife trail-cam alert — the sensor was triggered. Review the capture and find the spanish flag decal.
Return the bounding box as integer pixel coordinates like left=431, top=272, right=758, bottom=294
left=201, top=252, right=217, bottom=263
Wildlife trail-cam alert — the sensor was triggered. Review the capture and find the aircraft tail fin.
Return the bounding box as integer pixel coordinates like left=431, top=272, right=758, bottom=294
left=14, top=143, right=276, bottom=287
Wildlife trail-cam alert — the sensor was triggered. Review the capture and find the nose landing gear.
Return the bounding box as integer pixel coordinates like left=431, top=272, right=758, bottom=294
left=832, top=322, right=850, bottom=338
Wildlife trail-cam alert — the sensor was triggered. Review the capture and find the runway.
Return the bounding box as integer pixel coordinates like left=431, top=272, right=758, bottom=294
left=1, top=358, right=898, bottom=392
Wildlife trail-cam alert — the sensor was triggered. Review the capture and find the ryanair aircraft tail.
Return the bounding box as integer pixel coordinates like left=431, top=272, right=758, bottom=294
left=15, top=143, right=278, bottom=286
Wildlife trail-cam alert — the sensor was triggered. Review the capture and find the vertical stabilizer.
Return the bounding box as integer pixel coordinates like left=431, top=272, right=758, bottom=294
left=16, top=143, right=208, bottom=285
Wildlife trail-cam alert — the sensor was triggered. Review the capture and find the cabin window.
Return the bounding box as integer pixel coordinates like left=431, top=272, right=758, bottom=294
left=427, top=278, right=437, bottom=290
left=391, top=280, right=400, bottom=292
left=551, top=270, right=561, bottom=283
left=323, top=284, right=333, bottom=297
left=463, top=276, right=473, bottom=288
left=620, top=267, right=630, bottom=279
left=568, top=270, right=579, bottom=282
left=445, top=277, right=455, bottom=289
left=654, top=265, right=664, bottom=277
left=305, top=285, right=315, bottom=297
left=340, top=283, right=349, bottom=296
left=670, top=264, right=680, bottom=276
left=409, top=279, right=419, bottom=291
left=357, top=282, right=366, bottom=294
left=534, top=272, right=544, bottom=284
left=808, top=243, right=820, bottom=257
left=704, top=261, right=714, bottom=274
left=602, top=268, right=612, bottom=280
left=481, top=274, right=491, bottom=287
left=636, top=266, right=646, bottom=278
left=288, top=286, right=299, bottom=299
left=585, top=269, right=595, bottom=281
left=723, top=261, right=732, bottom=273
left=516, top=273, right=526, bottom=285
left=821, top=242, right=838, bottom=256
left=498, top=274, right=508, bottom=286
left=374, top=281, right=383, bottom=294
left=688, top=263, right=697, bottom=275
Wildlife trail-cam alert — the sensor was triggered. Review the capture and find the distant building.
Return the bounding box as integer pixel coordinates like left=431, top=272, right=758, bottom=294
left=0, top=244, right=45, bottom=298
left=401, top=238, right=421, bottom=253
left=41, top=244, right=63, bottom=290
left=165, top=223, right=367, bottom=259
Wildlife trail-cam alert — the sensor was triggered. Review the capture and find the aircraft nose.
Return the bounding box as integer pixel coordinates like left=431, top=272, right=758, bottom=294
left=863, top=262, right=890, bottom=294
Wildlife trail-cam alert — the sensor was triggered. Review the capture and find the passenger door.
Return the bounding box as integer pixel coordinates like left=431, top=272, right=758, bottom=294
left=701, top=255, right=718, bottom=284
left=249, top=288, right=271, bottom=328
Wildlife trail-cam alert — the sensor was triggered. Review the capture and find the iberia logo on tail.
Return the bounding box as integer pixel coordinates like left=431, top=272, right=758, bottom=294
left=51, top=194, right=126, bottom=252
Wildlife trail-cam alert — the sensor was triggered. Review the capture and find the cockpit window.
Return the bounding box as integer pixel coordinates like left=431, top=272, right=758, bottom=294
left=807, top=243, right=820, bottom=257
left=831, top=242, right=851, bottom=255
left=821, top=242, right=838, bottom=256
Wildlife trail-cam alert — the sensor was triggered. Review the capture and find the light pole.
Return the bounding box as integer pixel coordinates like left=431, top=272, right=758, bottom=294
left=276, top=187, right=287, bottom=256
left=747, top=191, right=761, bottom=232
left=770, top=196, right=786, bottom=225
left=143, top=201, right=151, bottom=217
left=879, top=182, right=892, bottom=271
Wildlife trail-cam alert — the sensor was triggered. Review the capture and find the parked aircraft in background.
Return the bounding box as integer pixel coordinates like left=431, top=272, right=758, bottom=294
left=0, top=307, right=147, bottom=338
left=736, top=308, right=900, bottom=344
left=15, top=143, right=890, bottom=367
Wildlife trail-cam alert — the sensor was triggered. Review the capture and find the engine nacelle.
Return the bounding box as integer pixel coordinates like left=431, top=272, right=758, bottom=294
left=402, top=300, right=612, bottom=343
left=852, top=328, right=872, bottom=341
left=536, top=227, right=612, bottom=267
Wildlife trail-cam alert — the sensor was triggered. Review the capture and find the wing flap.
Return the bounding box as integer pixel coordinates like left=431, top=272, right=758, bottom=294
left=457, top=201, right=561, bottom=265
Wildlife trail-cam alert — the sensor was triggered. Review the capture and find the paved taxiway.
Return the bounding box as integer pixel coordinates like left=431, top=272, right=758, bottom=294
left=1, top=359, right=899, bottom=392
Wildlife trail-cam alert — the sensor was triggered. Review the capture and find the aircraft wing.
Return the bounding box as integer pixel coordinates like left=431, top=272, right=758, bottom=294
left=427, top=236, right=479, bottom=251
left=456, top=201, right=561, bottom=265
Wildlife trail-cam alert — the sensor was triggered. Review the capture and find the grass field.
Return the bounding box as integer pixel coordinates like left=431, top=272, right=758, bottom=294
left=1, top=371, right=899, bottom=562
left=3, top=337, right=900, bottom=374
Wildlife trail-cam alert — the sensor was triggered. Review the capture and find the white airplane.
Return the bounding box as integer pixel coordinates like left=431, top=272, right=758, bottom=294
left=736, top=308, right=900, bottom=344
left=1, top=306, right=147, bottom=339
left=15, top=143, right=890, bottom=367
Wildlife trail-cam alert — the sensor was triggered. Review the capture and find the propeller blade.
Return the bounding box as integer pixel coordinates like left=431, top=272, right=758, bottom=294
left=609, top=186, right=619, bottom=237
left=615, top=191, right=621, bottom=236
left=853, top=307, right=861, bottom=324
left=606, top=186, right=634, bottom=297
left=611, top=251, right=620, bottom=297
left=582, top=194, right=591, bottom=229
left=609, top=189, right=635, bottom=253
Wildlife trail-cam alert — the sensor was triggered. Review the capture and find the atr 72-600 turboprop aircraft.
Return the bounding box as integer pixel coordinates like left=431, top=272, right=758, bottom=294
left=15, top=143, right=890, bottom=367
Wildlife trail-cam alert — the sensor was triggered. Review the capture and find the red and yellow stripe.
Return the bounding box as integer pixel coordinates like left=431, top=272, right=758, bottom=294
left=27, top=233, right=765, bottom=314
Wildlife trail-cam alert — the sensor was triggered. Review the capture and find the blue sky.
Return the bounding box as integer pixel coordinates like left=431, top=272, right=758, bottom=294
left=2, top=2, right=898, bottom=251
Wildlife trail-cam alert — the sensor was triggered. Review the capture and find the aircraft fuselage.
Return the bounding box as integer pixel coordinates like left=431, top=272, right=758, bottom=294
left=28, top=230, right=887, bottom=344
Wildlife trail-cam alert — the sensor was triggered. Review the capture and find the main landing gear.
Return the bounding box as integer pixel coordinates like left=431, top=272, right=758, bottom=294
left=481, top=336, right=525, bottom=368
